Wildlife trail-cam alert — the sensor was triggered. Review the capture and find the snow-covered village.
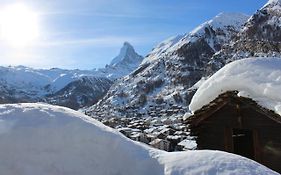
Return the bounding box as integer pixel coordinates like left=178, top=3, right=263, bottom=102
left=0, top=0, right=280, bottom=174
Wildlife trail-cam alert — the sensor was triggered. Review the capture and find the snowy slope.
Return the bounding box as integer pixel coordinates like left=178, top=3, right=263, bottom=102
left=142, top=12, right=248, bottom=64
left=0, top=66, right=105, bottom=96
left=44, top=69, right=104, bottom=92
left=0, top=103, right=277, bottom=175
left=0, top=66, right=52, bottom=97
left=88, top=13, right=249, bottom=118
left=45, top=76, right=113, bottom=110
left=263, top=0, right=281, bottom=11
left=190, top=57, right=281, bottom=116
left=175, top=12, right=249, bottom=51
left=0, top=65, right=112, bottom=110
left=142, top=35, right=184, bottom=63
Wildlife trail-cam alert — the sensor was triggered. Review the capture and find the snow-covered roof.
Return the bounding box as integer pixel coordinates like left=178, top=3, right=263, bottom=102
left=117, top=127, right=132, bottom=132
left=0, top=103, right=277, bottom=175
left=149, top=138, right=166, bottom=145
left=130, top=133, right=143, bottom=138
left=178, top=139, right=197, bottom=150
left=190, top=57, right=281, bottom=116
left=167, top=135, right=183, bottom=140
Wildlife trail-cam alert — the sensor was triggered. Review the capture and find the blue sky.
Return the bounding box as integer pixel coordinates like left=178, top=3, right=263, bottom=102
left=0, top=0, right=268, bottom=69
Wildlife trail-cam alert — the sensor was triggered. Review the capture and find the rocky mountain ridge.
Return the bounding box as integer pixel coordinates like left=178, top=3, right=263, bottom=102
left=86, top=12, right=250, bottom=118
left=207, top=0, right=281, bottom=74
left=97, top=42, right=144, bottom=79
left=87, top=0, right=281, bottom=119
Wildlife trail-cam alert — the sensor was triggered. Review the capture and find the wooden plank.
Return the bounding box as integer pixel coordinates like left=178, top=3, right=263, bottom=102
left=253, top=129, right=262, bottom=163
left=224, top=127, right=233, bottom=152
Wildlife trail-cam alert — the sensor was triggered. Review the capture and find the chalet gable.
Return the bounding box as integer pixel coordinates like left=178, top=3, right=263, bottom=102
left=186, top=91, right=281, bottom=173
left=187, top=91, right=281, bottom=127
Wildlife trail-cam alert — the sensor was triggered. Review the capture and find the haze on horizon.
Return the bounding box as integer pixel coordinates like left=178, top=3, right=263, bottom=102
left=0, top=0, right=267, bottom=70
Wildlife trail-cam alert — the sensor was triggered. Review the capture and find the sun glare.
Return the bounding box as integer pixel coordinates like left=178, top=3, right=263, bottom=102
left=0, top=4, right=39, bottom=47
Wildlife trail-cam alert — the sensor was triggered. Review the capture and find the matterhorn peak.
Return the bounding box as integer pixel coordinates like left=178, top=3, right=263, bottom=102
left=110, top=42, right=143, bottom=66
left=123, top=41, right=133, bottom=48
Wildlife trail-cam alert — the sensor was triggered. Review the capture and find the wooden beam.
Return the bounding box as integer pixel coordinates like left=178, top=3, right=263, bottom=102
left=193, top=101, right=229, bottom=126
left=253, top=129, right=262, bottom=163
left=224, top=127, right=233, bottom=152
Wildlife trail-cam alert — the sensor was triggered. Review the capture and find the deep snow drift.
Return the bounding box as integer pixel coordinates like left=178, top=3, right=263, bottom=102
left=190, top=57, right=281, bottom=115
left=0, top=103, right=277, bottom=175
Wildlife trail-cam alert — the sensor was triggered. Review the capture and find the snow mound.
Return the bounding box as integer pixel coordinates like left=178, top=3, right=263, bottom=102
left=0, top=103, right=277, bottom=175
left=190, top=57, right=281, bottom=116
left=158, top=151, right=277, bottom=175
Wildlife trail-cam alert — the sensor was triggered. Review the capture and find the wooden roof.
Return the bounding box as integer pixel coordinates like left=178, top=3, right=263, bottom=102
left=187, top=91, right=281, bottom=126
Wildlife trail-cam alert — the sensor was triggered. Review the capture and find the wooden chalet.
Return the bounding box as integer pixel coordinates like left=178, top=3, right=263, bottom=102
left=187, top=91, right=281, bottom=173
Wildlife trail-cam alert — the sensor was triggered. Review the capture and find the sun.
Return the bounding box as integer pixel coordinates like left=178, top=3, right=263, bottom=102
left=0, top=4, right=39, bottom=47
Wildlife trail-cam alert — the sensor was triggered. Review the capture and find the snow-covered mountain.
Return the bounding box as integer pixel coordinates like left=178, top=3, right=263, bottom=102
left=0, top=42, right=143, bottom=109
left=142, top=12, right=249, bottom=64
left=207, top=0, right=281, bottom=74
left=0, top=66, right=112, bottom=108
left=110, top=42, right=143, bottom=66
left=0, top=103, right=276, bottom=175
left=45, top=76, right=113, bottom=110
left=97, top=42, right=144, bottom=79
left=86, top=12, right=249, bottom=118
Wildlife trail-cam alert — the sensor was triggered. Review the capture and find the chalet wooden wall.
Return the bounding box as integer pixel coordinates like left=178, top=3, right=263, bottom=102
left=190, top=97, right=281, bottom=173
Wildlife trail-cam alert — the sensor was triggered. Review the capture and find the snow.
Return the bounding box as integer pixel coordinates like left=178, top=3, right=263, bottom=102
left=190, top=12, right=249, bottom=36
left=142, top=35, right=184, bottom=63
left=0, top=42, right=143, bottom=100
left=0, top=66, right=102, bottom=95
left=265, top=0, right=281, bottom=6
left=188, top=77, right=207, bottom=91
left=190, top=57, right=281, bottom=116
left=178, top=139, right=197, bottom=150
left=183, top=112, right=193, bottom=120
left=173, top=12, right=249, bottom=51
left=89, top=12, right=250, bottom=118
left=158, top=151, right=277, bottom=175
left=142, top=13, right=248, bottom=64
left=0, top=103, right=277, bottom=175
left=0, top=66, right=51, bottom=95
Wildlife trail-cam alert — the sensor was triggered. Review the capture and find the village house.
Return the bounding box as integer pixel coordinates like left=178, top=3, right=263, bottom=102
left=187, top=91, right=281, bottom=173
left=130, top=132, right=149, bottom=143
left=149, top=138, right=170, bottom=151
left=177, top=139, right=197, bottom=151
